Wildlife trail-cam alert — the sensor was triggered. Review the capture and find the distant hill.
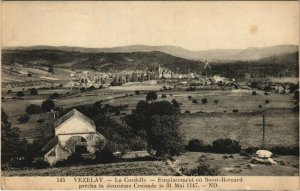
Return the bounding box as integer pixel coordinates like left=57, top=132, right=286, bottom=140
left=5, top=44, right=298, bottom=61
left=2, top=49, right=205, bottom=74
left=209, top=52, right=299, bottom=79
left=2, top=45, right=298, bottom=79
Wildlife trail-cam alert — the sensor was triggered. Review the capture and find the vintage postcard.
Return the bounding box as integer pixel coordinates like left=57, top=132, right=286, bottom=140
left=1, top=1, right=299, bottom=190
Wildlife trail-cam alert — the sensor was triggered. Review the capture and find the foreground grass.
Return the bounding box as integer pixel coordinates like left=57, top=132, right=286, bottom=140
left=175, top=152, right=299, bottom=176
left=2, top=161, right=175, bottom=176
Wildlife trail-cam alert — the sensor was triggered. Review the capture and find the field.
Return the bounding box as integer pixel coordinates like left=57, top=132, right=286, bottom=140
left=180, top=111, right=299, bottom=148
left=2, top=161, right=175, bottom=176
left=1, top=84, right=298, bottom=148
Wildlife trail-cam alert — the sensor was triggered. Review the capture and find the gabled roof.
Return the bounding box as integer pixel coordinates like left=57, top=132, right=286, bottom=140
left=54, top=109, right=95, bottom=129
left=41, top=136, right=59, bottom=154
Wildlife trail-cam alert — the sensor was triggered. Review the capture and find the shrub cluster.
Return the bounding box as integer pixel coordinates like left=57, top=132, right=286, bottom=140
left=186, top=87, right=196, bottom=91
left=18, top=115, right=30, bottom=124
left=182, top=164, right=220, bottom=176
left=271, top=146, right=299, bottom=156
left=186, top=138, right=241, bottom=154
left=212, top=138, right=241, bottom=153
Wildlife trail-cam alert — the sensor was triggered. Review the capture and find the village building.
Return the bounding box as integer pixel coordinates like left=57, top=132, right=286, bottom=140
left=42, top=109, right=106, bottom=166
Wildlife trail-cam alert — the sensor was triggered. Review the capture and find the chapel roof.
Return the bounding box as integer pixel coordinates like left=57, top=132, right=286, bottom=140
left=54, top=109, right=95, bottom=129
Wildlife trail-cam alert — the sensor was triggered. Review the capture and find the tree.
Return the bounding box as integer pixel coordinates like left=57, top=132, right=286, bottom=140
left=147, top=115, right=185, bottom=158
left=294, top=90, right=299, bottom=101
left=161, top=94, right=167, bottom=98
left=135, top=90, right=140, bottom=95
left=48, top=67, right=54, bottom=73
left=1, top=108, right=28, bottom=163
left=30, top=88, right=38, bottom=95
left=171, top=99, right=180, bottom=111
left=125, top=100, right=183, bottom=158
left=146, top=91, right=157, bottom=101
left=201, top=98, right=208, bottom=104
left=41, top=99, right=55, bottom=112
left=26, top=104, right=42, bottom=114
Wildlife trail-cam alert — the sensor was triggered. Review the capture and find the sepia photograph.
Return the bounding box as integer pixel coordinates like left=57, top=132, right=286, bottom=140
left=1, top=1, right=299, bottom=182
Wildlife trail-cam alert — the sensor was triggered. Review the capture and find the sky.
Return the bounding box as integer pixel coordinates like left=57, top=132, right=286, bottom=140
left=2, top=1, right=299, bottom=51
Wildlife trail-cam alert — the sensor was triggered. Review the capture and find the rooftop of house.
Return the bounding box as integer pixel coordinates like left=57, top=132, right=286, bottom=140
left=54, top=109, right=95, bottom=129
left=41, top=136, right=59, bottom=154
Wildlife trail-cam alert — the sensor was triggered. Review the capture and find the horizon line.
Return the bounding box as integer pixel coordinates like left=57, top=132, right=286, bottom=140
left=2, top=43, right=299, bottom=52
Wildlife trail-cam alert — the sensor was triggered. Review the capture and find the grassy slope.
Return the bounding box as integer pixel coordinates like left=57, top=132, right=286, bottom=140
left=2, top=161, right=175, bottom=176
left=174, top=152, right=299, bottom=176
left=2, top=49, right=204, bottom=73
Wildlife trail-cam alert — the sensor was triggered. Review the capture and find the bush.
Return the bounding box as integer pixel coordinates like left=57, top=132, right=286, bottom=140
left=161, top=94, right=167, bottom=98
left=135, top=90, right=140, bottom=95
left=96, top=149, right=116, bottom=164
left=17, top=91, right=25, bottom=97
left=186, top=87, right=196, bottom=91
left=171, top=99, right=180, bottom=109
left=271, top=146, right=299, bottom=156
left=128, top=136, right=147, bottom=151
left=192, top=99, right=198, bottom=104
left=80, top=87, right=86, bottom=92
left=30, top=88, right=38, bottom=95
left=292, top=105, right=299, bottom=113
left=188, top=95, right=192, bottom=100
left=212, top=138, right=241, bottom=154
left=32, top=157, right=49, bottom=169
left=201, top=98, right=208, bottom=104
left=240, top=147, right=259, bottom=156
left=214, top=100, right=219, bottom=104
left=183, top=164, right=219, bottom=176
left=26, top=104, right=43, bottom=114
left=146, top=91, right=157, bottom=101
left=55, top=154, right=85, bottom=167
left=252, top=91, right=257, bottom=95
left=186, top=139, right=205, bottom=151
left=232, top=109, right=238, bottom=112
left=88, top=86, right=96, bottom=90
left=265, top=99, right=270, bottom=104
left=9, top=157, right=32, bottom=168
left=185, top=111, right=191, bottom=113
left=7, top=90, right=12, bottom=94
left=18, top=115, right=30, bottom=124
left=41, top=99, right=55, bottom=112
left=49, top=93, right=59, bottom=99
left=48, top=67, right=54, bottom=73
left=293, top=90, right=299, bottom=101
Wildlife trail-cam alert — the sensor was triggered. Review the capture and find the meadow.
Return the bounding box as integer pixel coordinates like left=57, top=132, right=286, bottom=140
left=1, top=85, right=298, bottom=148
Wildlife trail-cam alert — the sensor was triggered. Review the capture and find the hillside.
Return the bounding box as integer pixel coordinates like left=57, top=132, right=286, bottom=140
left=2, top=49, right=205, bottom=74
left=210, top=52, right=299, bottom=78
left=2, top=46, right=298, bottom=79
left=5, top=44, right=298, bottom=61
